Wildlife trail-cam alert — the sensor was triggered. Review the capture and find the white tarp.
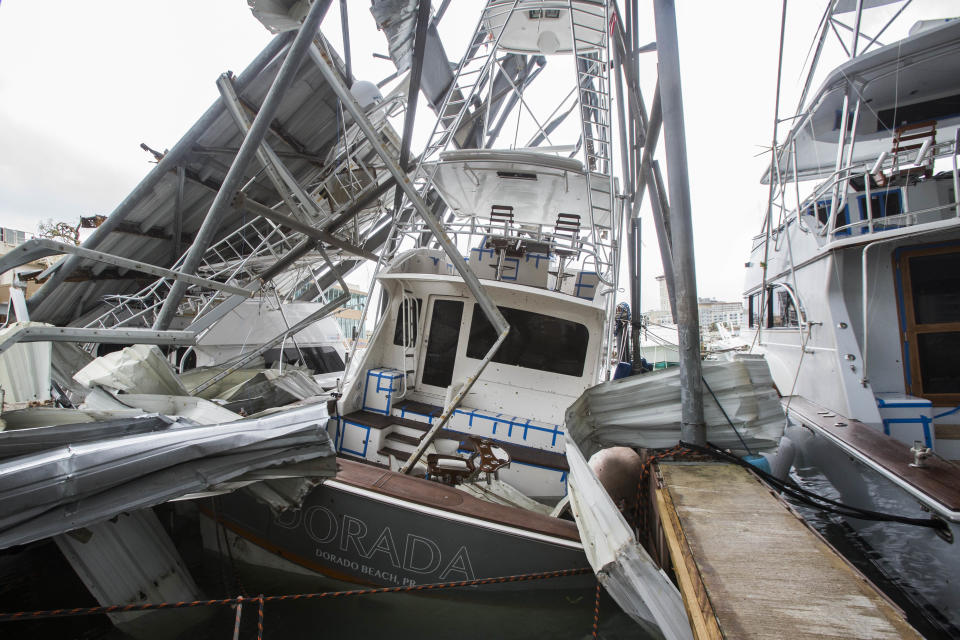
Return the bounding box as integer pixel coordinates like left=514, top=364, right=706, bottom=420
left=566, top=357, right=784, bottom=458
left=566, top=437, right=693, bottom=640
left=0, top=322, right=52, bottom=404
left=74, top=344, right=187, bottom=396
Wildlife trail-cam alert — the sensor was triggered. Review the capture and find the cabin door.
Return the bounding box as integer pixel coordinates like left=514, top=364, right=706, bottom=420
left=417, top=297, right=466, bottom=392
left=895, top=244, right=960, bottom=404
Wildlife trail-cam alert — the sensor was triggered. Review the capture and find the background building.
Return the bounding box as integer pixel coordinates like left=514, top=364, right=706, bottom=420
left=319, top=282, right=367, bottom=344
left=0, top=227, right=60, bottom=323
left=643, top=274, right=744, bottom=330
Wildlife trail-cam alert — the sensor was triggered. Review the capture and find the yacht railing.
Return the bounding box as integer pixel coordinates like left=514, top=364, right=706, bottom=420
left=770, top=134, right=960, bottom=244
left=390, top=217, right=615, bottom=289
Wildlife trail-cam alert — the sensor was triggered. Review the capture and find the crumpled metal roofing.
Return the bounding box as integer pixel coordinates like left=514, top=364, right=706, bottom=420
left=566, top=357, right=785, bottom=458
left=29, top=32, right=356, bottom=327
left=0, top=403, right=334, bottom=549
left=565, top=437, right=692, bottom=640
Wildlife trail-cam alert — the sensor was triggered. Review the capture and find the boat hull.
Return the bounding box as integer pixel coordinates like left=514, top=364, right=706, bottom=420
left=206, top=459, right=590, bottom=591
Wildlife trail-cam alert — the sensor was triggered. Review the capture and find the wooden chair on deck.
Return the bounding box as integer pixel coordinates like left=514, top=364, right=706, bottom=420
left=551, top=213, right=581, bottom=291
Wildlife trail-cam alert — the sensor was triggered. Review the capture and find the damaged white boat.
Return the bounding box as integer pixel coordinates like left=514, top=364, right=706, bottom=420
left=0, top=1, right=770, bottom=638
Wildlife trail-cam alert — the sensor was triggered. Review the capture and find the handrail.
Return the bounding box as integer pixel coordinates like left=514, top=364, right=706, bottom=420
left=831, top=201, right=958, bottom=238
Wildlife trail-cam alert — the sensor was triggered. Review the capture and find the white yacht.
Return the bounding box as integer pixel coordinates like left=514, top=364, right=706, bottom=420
left=210, top=0, right=629, bottom=594
left=744, top=4, right=960, bottom=634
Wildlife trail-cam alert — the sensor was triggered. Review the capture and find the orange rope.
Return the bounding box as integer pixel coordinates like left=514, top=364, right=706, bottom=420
left=592, top=580, right=601, bottom=638
left=0, top=567, right=592, bottom=622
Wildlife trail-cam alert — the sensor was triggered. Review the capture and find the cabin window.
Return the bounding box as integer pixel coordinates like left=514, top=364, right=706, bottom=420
left=857, top=189, right=902, bottom=222
left=769, top=287, right=799, bottom=328
left=393, top=297, right=422, bottom=347
left=421, top=299, right=464, bottom=388
left=466, top=305, right=589, bottom=377
left=897, top=246, right=960, bottom=401
left=529, top=9, right=561, bottom=19
left=747, top=293, right=762, bottom=328
left=747, top=286, right=798, bottom=329
left=804, top=199, right=853, bottom=234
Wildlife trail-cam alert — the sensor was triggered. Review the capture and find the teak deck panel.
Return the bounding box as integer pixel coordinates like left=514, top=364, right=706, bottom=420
left=335, top=458, right=581, bottom=542
left=657, top=463, right=920, bottom=640
left=785, top=396, right=960, bottom=511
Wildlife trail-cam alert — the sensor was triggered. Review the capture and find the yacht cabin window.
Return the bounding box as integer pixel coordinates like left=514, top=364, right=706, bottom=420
left=393, top=297, right=422, bottom=347
left=856, top=189, right=902, bottom=222
left=747, top=286, right=799, bottom=329
left=466, top=305, right=589, bottom=377
left=748, top=293, right=760, bottom=328
left=897, top=246, right=960, bottom=402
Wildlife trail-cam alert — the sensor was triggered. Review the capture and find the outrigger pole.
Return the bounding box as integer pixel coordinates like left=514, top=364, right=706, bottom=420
left=652, top=0, right=705, bottom=445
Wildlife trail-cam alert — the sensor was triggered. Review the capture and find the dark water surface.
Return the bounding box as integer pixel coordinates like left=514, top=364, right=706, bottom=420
left=1, top=537, right=656, bottom=639
left=789, top=465, right=959, bottom=639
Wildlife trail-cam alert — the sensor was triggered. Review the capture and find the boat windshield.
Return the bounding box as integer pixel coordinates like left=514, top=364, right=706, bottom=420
left=466, top=304, right=588, bottom=377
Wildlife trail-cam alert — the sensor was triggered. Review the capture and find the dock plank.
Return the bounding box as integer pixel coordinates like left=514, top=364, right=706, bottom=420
left=658, top=463, right=920, bottom=640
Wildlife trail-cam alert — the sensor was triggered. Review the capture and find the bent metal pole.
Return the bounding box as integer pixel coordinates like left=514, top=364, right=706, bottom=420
left=153, top=0, right=332, bottom=330
left=307, top=44, right=510, bottom=474
left=652, top=0, right=705, bottom=445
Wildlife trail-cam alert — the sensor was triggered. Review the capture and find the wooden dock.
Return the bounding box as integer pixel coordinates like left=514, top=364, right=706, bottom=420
left=654, top=463, right=920, bottom=639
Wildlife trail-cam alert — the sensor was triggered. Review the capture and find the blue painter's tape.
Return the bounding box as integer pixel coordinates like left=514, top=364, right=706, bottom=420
left=526, top=253, right=550, bottom=268
left=881, top=416, right=933, bottom=448
left=340, top=420, right=372, bottom=457
left=574, top=271, right=596, bottom=299
left=471, top=245, right=495, bottom=260
left=500, top=257, right=520, bottom=281
left=876, top=397, right=932, bottom=408
left=934, top=404, right=960, bottom=419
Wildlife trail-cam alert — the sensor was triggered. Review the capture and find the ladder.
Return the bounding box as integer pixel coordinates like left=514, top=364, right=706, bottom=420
left=409, top=0, right=522, bottom=196
left=568, top=0, right=615, bottom=271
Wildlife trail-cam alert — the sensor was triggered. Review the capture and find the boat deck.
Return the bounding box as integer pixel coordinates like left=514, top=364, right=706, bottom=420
left=654, top=462, right=920, bottom=639
left=784, top=396, right=960, bottom=517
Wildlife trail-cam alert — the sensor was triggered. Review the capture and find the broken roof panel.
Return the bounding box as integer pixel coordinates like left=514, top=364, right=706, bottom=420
left=28, top=31, right=379, bottom=327
left=0, top=402, right=334, bottom=549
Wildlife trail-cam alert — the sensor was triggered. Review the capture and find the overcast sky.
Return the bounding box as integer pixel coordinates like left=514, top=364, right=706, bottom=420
left=0, top=1, right=947, bottom=311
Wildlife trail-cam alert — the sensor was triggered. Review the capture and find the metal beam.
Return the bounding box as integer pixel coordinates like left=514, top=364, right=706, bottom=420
left=391, top=0, right=432, bottom=217
left=28, top=31, right=296, bottom=315
left=653, top=0, right=704, bottom=445
left=0, top=238, right=252, bottom=297
left=152, top=0, right=332, bottom=330
left=173, top=166, right=185, bottom=262
left=235, top=194, right=379, bottom=261
left=339, top=0, right=352, bottom=84
left=217, top=72, right=320, bottom=222
left=0, top=325, right=194, bottom=357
